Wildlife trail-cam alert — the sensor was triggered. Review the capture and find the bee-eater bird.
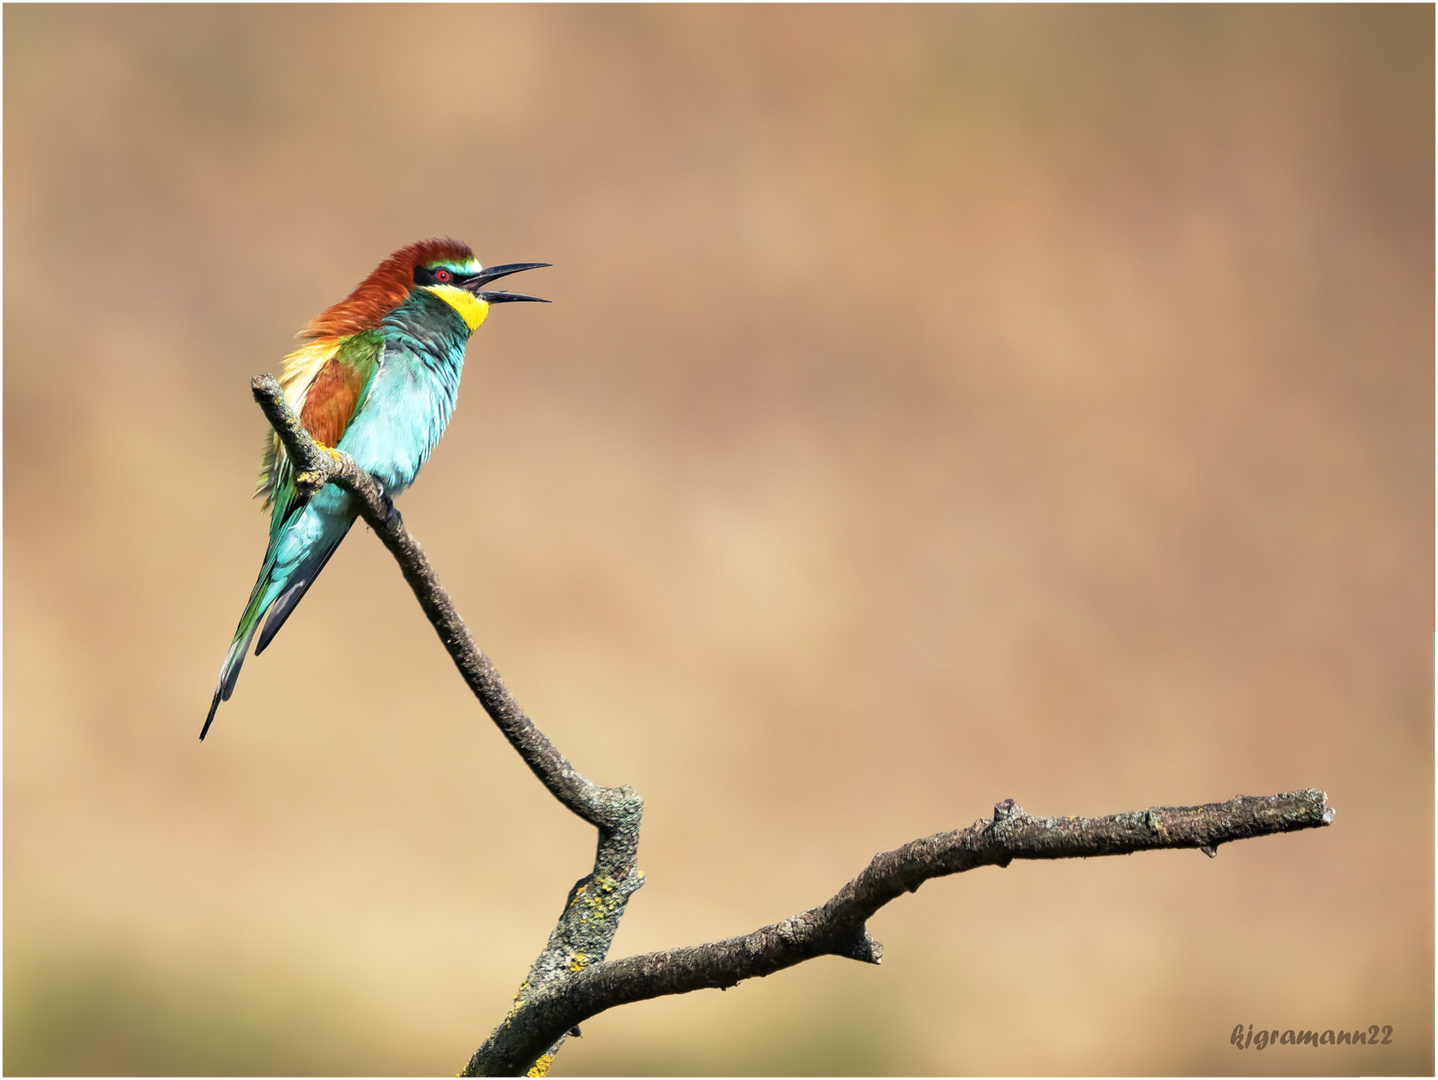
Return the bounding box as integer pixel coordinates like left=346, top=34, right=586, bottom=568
left=201, top=238, right=547, bottom=740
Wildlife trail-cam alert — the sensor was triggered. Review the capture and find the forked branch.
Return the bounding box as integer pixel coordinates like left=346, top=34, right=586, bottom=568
left=467, top=790, right=1333, bottom=1074
left=251, top=374, right=1334, bottom=1078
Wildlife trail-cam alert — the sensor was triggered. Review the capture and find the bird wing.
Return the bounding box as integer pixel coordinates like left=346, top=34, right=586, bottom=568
left=256, top=337, right=340, bottom=506
left=299, top=330, right=383, bottom=449
left=255, top=329, right=384, bottom=531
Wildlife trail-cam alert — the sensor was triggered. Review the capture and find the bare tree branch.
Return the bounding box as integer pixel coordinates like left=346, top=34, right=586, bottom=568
left=466, top=789, right=1334, bottom=1074
left=250, top=375, right=1334, bottom=1079
left=252, top=374, right=644, bottom=1069
left=252, top=374, right=638, bottom=829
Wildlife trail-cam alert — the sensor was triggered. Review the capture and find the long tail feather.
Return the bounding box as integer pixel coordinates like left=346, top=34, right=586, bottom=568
left=201, top=506, right=356, bottom=740
left=200, top=613, right=264, bottom=740
left=255, top=520, right=353, bottom=656
left=200, top=549, right=280, bottom=741
left=201, top=689, right=223, bottom=741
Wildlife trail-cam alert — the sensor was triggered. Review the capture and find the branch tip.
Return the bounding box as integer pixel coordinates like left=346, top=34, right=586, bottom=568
left=834, top=928, right=882, bottom=965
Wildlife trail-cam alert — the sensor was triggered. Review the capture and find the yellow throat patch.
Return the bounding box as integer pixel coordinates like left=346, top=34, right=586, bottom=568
left=424, top=283, right=489, bottom=330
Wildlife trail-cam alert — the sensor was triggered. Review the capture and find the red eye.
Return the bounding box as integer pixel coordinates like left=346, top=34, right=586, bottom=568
left=435, top=268, right=452, bottom=283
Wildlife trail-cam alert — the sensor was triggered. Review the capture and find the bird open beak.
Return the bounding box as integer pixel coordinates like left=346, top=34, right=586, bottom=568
left=462, top=262, right=551, bottom=304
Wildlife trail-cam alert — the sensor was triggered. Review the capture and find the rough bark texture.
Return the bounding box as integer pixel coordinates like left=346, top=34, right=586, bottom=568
left=252, top=374, right=1335, bottom=1078
left=466, top=790, right=1334, bottom=1075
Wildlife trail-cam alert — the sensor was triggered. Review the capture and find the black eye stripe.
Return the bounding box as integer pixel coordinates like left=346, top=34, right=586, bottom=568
left=413, top=265, right=460, bottom=286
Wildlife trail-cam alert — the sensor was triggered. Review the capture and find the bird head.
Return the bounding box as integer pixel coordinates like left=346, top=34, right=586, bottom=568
left=301, top=238, right=548, bottom=339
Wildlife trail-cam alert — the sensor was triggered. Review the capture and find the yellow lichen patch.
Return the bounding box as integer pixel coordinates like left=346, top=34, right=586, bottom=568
left=502, top=979, right=531, bottom=1022
left=574, top=875, right=627, bottom=923
left=527, top=1054, right=554, bottom=1077
left=424, top=283, right=489, bottom=330
left=569, top=952, right=587, bottom=972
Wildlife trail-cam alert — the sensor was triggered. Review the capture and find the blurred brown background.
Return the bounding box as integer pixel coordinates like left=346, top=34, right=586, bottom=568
left=4, top=5, right=1432, bottom=1075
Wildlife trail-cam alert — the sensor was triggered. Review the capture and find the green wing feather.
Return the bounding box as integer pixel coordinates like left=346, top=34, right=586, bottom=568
left=259, top=329, right=384, bottom=541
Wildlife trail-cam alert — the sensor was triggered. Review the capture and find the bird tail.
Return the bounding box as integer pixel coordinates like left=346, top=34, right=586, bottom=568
left=201, top=551, right=280, bottom=740
left=199, top=519, right=354, bottom=741
left=256, top=519, right=353, bottom=656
